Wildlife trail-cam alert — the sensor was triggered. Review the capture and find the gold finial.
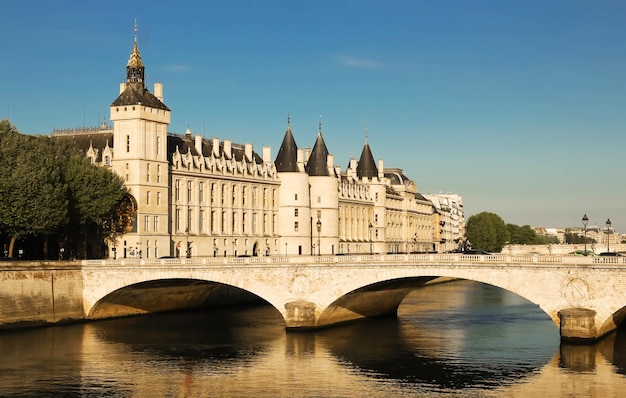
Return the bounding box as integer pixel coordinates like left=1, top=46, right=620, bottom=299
left=318, top=114, right=322, bottom=133
left=134, top=19, right=138, bottom=43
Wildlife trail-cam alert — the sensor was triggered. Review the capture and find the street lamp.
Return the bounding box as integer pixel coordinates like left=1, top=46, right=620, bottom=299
left=316, top=218, right=322, bottom=256
left=582, top=214, right=588, bottom=255
left=606, top=218, right=612, bottom=253
left=368, top=223, right=373, bottom=255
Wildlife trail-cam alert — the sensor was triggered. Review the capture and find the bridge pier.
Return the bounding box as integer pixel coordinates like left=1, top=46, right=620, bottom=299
left=284, top=300, right=317, bottom=329
left=558, top=308, right=598, bottom=342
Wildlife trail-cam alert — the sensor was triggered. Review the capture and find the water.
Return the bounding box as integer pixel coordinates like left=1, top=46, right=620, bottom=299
left=1, top=280, right=625, bottom=397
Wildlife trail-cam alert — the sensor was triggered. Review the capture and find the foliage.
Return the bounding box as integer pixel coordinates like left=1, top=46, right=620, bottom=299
left=564, top=232, right=595, bottom=245
left=0, top=120, right=133, bottom=258
left=506, top=224, right=536, bottom=245
left=465, top=212, right=509, bottom=252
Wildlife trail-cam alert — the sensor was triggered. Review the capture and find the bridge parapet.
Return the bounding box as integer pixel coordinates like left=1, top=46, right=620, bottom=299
left=82, top=253, right=626, bottom=267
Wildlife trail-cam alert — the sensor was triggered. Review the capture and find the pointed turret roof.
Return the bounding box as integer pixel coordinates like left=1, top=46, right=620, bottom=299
left=111, top=24, right=169, bottom=111
left=356, top=135, right=378, bottom=179
left=274, top=117, right=299, bottom=172
left=305, top=122, right=330, bottom=176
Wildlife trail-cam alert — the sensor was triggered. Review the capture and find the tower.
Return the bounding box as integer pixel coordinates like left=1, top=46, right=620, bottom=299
left=305, top=121, right=338, bottom=255
left=109, top=25, right=171, bottom=258
left=275, top=117, right=311, bottom=255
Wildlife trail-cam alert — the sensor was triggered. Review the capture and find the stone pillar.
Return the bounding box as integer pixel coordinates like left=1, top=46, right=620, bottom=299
left=284, top=300, right=317, bottom=329
left=558, top=308, right=597, bottom=342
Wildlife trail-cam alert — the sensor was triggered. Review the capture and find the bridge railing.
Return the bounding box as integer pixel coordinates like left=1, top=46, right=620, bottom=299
left=80, top=253, right=626, bottom=267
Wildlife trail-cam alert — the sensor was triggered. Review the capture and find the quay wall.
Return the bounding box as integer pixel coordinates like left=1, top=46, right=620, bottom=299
left=0, top=262, right=85, bottom=329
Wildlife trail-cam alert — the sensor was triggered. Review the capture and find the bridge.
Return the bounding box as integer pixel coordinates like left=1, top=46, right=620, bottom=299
left=80, top=253, right=626, bottom=342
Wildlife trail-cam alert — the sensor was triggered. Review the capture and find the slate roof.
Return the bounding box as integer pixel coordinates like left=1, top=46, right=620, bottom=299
left=274, top=123, right=299, bottom=172
left=111, top=83, right=170, bottom=111
left=305, top=131, right=330, bottom=176
left=356, top=141, right=378, bottom=179
left=167, top=134, right=263, bottom=163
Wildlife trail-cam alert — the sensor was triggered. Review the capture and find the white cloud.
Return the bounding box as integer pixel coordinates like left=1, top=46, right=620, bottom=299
left=337, top=55, right=381, bottom=69
left=164, top=64, right=190, bottom=72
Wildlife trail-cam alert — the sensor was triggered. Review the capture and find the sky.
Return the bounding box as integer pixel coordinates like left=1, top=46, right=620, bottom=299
left=1, top=0, right=625, bottom=231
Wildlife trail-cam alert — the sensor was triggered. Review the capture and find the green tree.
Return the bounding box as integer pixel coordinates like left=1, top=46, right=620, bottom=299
left=0, top=122, right=69, bottom=257
left=64, top=156, right=129, bottom=258
left=506, top=224, right=537, bottom=244
left=0, top=122, right=132, bottom=259
left=465, top=212, right=509, bottom=252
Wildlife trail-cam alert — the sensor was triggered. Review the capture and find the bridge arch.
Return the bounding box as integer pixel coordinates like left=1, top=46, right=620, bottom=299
left=312, top=271, right=559, bottom=329
left=81, top=255, right=626, bottom=341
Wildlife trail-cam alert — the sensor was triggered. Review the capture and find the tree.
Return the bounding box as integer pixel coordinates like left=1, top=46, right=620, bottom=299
left=0, top=122, right=133, bottom=259
left=465, top=212, right=509, bottom=253
left=0, top=122, right=69, bottom=257
left=64, top=155, right=130, bottom=258
left=506, top=224, right=537, bottom=245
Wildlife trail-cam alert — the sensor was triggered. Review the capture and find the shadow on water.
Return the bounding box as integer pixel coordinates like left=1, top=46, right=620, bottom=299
left=316, top=317, right=546, bottom=390
left=89, top=304, right=285, bottom=360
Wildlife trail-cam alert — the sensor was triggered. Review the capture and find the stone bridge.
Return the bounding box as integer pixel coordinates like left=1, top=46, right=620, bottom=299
left=82, top=253, right=626, bottom=341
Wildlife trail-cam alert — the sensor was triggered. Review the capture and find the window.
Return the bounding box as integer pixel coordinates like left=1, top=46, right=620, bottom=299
left=317, top=210, right=321, bottom=219
left=199, top=182, right=204, bottom=204
left=175, top=180, right=180, bottom=202
left=187, top=209, right=192, bottom=233
left=175, top=209, right=181, bottom=232
left=294, top=209, right=299, bottom=217
left=144, top=216, right=149, bottom=231
left=294, top=193, right=298, bottom=201
left=104, top=156, right=111, bottom=166
left=156, top=136, right=160, bottom=156
left=153, top=216, right=159, bottom=232
left=187, top=181, right=192, bottom=203
left=146, top=191, right=151, bottom=205
left=126, top=135, right=130, bottom=152
left=317, top=196, right=321, bottom=203
left=199, top=210, right=204, bottom=233
left=157, top=165, right=161, bottom=183
left=157, top=192, right=161, bottom=205
left=294, top=221, right=299, bottom=232
left=147, top=164, right=151, bottom=182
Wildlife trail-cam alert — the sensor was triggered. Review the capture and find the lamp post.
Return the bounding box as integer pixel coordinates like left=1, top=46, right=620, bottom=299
left=368, top=223, right=373, bottom=255
left=606, top=218, right=612, bottom=253
left=316, top=218, right=322, bottom=256
left=582, top=214, right=588, bottom=255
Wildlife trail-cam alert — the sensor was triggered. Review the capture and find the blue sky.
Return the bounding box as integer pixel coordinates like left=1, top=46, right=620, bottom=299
left=2, top=0, right=625, bottom=230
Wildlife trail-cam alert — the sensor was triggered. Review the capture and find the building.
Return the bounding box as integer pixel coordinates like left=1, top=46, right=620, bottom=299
left=52, top=33, right=464, bottom=258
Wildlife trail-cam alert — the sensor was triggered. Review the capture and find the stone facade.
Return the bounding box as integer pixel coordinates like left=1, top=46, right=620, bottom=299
left=51, top=35, right=464, bottom=258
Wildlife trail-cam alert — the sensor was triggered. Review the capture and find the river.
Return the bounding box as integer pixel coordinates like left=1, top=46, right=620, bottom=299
left=1, top=280, right=625, bottom=397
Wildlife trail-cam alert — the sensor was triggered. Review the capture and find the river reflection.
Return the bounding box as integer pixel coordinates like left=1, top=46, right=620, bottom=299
left=1, top=280, right=625, bottom=397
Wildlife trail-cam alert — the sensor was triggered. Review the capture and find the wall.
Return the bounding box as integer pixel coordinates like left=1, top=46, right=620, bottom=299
left=0, top=262, right=85, bottom=329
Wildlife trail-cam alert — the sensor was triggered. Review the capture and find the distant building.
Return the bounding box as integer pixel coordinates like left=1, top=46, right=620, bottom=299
left=52, top=32, right=464, bottom=257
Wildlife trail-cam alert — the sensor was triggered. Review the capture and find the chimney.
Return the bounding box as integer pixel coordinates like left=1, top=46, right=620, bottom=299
left=224, top=140, right=232, bottom=159
left=262, top=146, right=271, bottom=163
left=212, top=138, right=220, bottom=157
left=245, top=143, right=253, bottom=162
left=195, top=135, right=203, bottom=155
left=154, top=82, right=163, bottom=102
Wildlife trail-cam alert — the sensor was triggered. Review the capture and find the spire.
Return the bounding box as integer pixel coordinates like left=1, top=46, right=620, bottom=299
left=126, top=21, right=145, bottom=87
left=356, top=124, right=378, bottom=179
left=305, top=121, right=330, bottom=176
left=111, top=23, right=170, bottom=111
left=274, top=115, right=299, bottom=172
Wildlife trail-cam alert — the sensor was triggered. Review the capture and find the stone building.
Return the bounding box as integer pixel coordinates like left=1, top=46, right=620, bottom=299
left=52, top=33, right=464, bottom=258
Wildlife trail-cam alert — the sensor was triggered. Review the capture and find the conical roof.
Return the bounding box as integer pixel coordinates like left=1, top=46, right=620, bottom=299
left=305, top=130, right=330, bottom=176
left=274, top=120, right=299, bottom=172
left=127, top=40, right=144, bottom=68
left=356, top=139, right=378, bottom=179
